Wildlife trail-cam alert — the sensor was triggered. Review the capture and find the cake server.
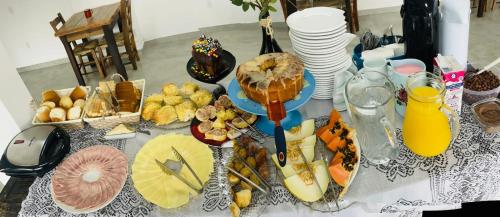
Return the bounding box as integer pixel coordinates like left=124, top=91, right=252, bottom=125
left=155, top=159, right=201, bottom=193
left=171, top=146, right=203, bottom=188
left=267, top=100, right=287, bottom=167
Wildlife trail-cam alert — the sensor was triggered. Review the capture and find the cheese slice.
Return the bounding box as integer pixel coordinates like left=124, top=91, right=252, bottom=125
left=104, top=124, right=136, bottom=140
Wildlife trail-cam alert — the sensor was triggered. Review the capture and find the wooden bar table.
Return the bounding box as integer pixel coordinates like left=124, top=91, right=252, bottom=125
left=54, top=3, right=128, bottom=86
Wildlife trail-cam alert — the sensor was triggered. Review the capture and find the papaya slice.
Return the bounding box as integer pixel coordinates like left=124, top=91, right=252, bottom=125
left=318, top=121, right=344, bottom=144
left=328, top=140, right=358, bottom=187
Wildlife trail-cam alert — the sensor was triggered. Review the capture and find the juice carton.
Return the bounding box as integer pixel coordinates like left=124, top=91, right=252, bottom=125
left=433, top=55, right=465, bottom=115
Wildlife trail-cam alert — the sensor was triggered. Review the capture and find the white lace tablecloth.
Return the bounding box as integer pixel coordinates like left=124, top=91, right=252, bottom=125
left=19, top=103, right=500, bottom=217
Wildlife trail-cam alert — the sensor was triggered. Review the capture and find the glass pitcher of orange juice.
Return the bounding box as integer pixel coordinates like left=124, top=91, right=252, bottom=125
left=402, top=72, right=460, bottom=157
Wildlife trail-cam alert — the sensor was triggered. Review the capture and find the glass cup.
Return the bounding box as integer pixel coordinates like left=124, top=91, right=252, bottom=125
left=345, top=70, right=399, bottom=164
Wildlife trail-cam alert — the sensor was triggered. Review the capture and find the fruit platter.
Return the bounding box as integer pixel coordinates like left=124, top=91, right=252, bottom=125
left=272, top=111, right=361, bottom=211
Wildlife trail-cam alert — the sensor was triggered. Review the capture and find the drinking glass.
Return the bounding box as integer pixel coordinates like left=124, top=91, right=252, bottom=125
left=345, top=70, right=399, bottom=164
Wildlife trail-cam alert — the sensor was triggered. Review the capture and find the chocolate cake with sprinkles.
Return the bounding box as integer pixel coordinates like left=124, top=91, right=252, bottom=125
left=192, top=34, right=224, bottom=78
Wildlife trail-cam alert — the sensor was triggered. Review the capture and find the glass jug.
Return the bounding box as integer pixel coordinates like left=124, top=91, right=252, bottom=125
left=345, top=69, right=399, bottom=164
left=402, top=72, right=460, bottom=157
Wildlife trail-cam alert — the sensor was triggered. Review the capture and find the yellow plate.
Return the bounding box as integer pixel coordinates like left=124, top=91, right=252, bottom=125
left=131, top=133, right=214, bottom=209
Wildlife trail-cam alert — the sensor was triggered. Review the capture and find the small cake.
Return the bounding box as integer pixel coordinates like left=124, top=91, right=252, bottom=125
left=175, top=100, right=196, bottom=122
left=192, top=34, right=224, bottom=77
left=236, top=53, right=304, bottom=105
left=145, top=94, right=164, bottom=105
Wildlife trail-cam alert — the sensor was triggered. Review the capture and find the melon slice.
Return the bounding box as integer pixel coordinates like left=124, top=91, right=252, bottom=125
left=283, top=160, right=329, bottom=202
left=284, top=119, right=315, bottom=141
left=286, top=135, right=316, bottom=149
left=272, top=143, right=315, bottom=166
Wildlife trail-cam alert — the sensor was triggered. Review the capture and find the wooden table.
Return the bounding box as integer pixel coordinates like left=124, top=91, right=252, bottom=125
left=54, top=3, right=127, bottom=86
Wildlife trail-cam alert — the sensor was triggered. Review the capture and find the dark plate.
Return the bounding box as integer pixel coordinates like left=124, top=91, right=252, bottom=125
left=190, top=117, right=229, bottom=147
left=186, top=50, right=236, bottom=84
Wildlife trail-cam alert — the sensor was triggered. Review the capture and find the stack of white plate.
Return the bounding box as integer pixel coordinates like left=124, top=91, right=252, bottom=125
left=287, top=7, right=355, bottom=99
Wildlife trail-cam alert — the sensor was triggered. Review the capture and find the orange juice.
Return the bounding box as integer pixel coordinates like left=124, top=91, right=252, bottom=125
left=402, top=86, right=452, bottom=157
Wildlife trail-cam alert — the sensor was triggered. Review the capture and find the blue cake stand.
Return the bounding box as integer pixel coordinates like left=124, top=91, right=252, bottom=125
left=228, top=70, right=316, bottom=136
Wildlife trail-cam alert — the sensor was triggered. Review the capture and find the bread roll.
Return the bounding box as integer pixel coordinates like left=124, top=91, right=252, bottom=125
left=69, top=86, right=87, bottom=101
left=42, top=90, right=60, bottom=104
left=41, top=101, right=56, bottom=109
left=36, top=106, right=51, bottom=123
left=59, top=96, right=73, bottom=110
left=50, top=108, right=66, bottom=122
left=73, top=99, right=86, bottom=109
left=153, top=105, right=177, bottom=125
left=67, top=106, right=82, bottom=120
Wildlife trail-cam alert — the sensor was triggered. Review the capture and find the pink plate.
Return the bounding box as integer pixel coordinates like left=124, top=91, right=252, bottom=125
left=51, top=145, right=128, bottom=214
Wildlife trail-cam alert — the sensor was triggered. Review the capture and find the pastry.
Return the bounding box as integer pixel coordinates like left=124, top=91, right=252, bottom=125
left=163, top=95, right=183, bottom=106
left=73, top=99, right=86, bottom=109
left=141, top=103, right=161, bottom=121
left=49, top=107, right=66, bottom=122
left=216, top=95, right=233, bottom=109
left=190, top=89, right=213, bottom=107
left=175, top=100, right=196, bottom=122
left=236, top=53, right=304, bottom=105
left=69, top=86, right=87, bottom=101
left=162, top=83, right=179, bottom=96
left=36, top=106, right=51, bottom=123
left=197, top=121, right=213, bottom=134
left=42, top=90, right=60, bottom=104
left=40, top=101, right=56, bottom=109
left=67, top=106, right=82, bottom=120
left=192, top=34, right=224, bottom=77
left=205, top=128, right=227, bottom=141
left=59, top=96, right=73, bottom=110
left=180, top=82, right=199, bottom=96
left=153, top=105, right=177, bottom=125
left=106, top=124, right=134, bottom=136
left=241, top=113, right=257, bottom=125
left=145, top=94, right=164, bottom=105
left=195, top=105, right=217, bottom=122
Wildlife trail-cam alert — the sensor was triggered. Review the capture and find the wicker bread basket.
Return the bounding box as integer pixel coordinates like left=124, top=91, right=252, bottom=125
left=84, top=79, right=145, bottom=129
left=32, top=86, right=92, bottom=130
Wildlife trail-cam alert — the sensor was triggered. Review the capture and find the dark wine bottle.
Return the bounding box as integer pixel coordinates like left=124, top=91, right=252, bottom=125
left=259, top=13, right=282, bottom=55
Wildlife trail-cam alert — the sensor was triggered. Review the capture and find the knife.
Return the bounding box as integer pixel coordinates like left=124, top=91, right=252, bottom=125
left=267, top=100, right=287, bottom=167
left=171, top=147, right=203, bottom=188
left=297, top=148, right=333, bottom=211
left=154, top=159, right=201, bottom=193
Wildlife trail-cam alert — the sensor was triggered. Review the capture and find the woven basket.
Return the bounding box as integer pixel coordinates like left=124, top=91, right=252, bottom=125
left=32, top=86, right=92, bottom=130
left=84, top=79, right=145, bottom=129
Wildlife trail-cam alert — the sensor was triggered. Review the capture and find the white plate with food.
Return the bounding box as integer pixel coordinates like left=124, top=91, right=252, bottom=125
left=51, top=145, right=128, bottom=214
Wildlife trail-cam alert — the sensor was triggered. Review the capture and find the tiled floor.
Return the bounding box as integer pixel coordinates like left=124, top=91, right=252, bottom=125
left=19, top=9, right=500, bottom=97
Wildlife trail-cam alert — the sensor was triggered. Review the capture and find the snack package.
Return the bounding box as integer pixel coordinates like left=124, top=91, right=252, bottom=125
left=433, top=55, right=465, bottom=115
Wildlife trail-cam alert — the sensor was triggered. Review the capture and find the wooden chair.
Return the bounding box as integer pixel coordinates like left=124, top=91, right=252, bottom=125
left=50, top=13, right=106, bottom=78
left=98, top=0, right=140, bottom=70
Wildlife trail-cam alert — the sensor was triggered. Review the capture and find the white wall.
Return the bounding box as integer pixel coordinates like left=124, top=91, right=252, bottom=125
left=358, top=0, right=403, bottom=11
left=0, top=39, right=34, bottom=185
left=0, top=0, right=74, bottom=68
